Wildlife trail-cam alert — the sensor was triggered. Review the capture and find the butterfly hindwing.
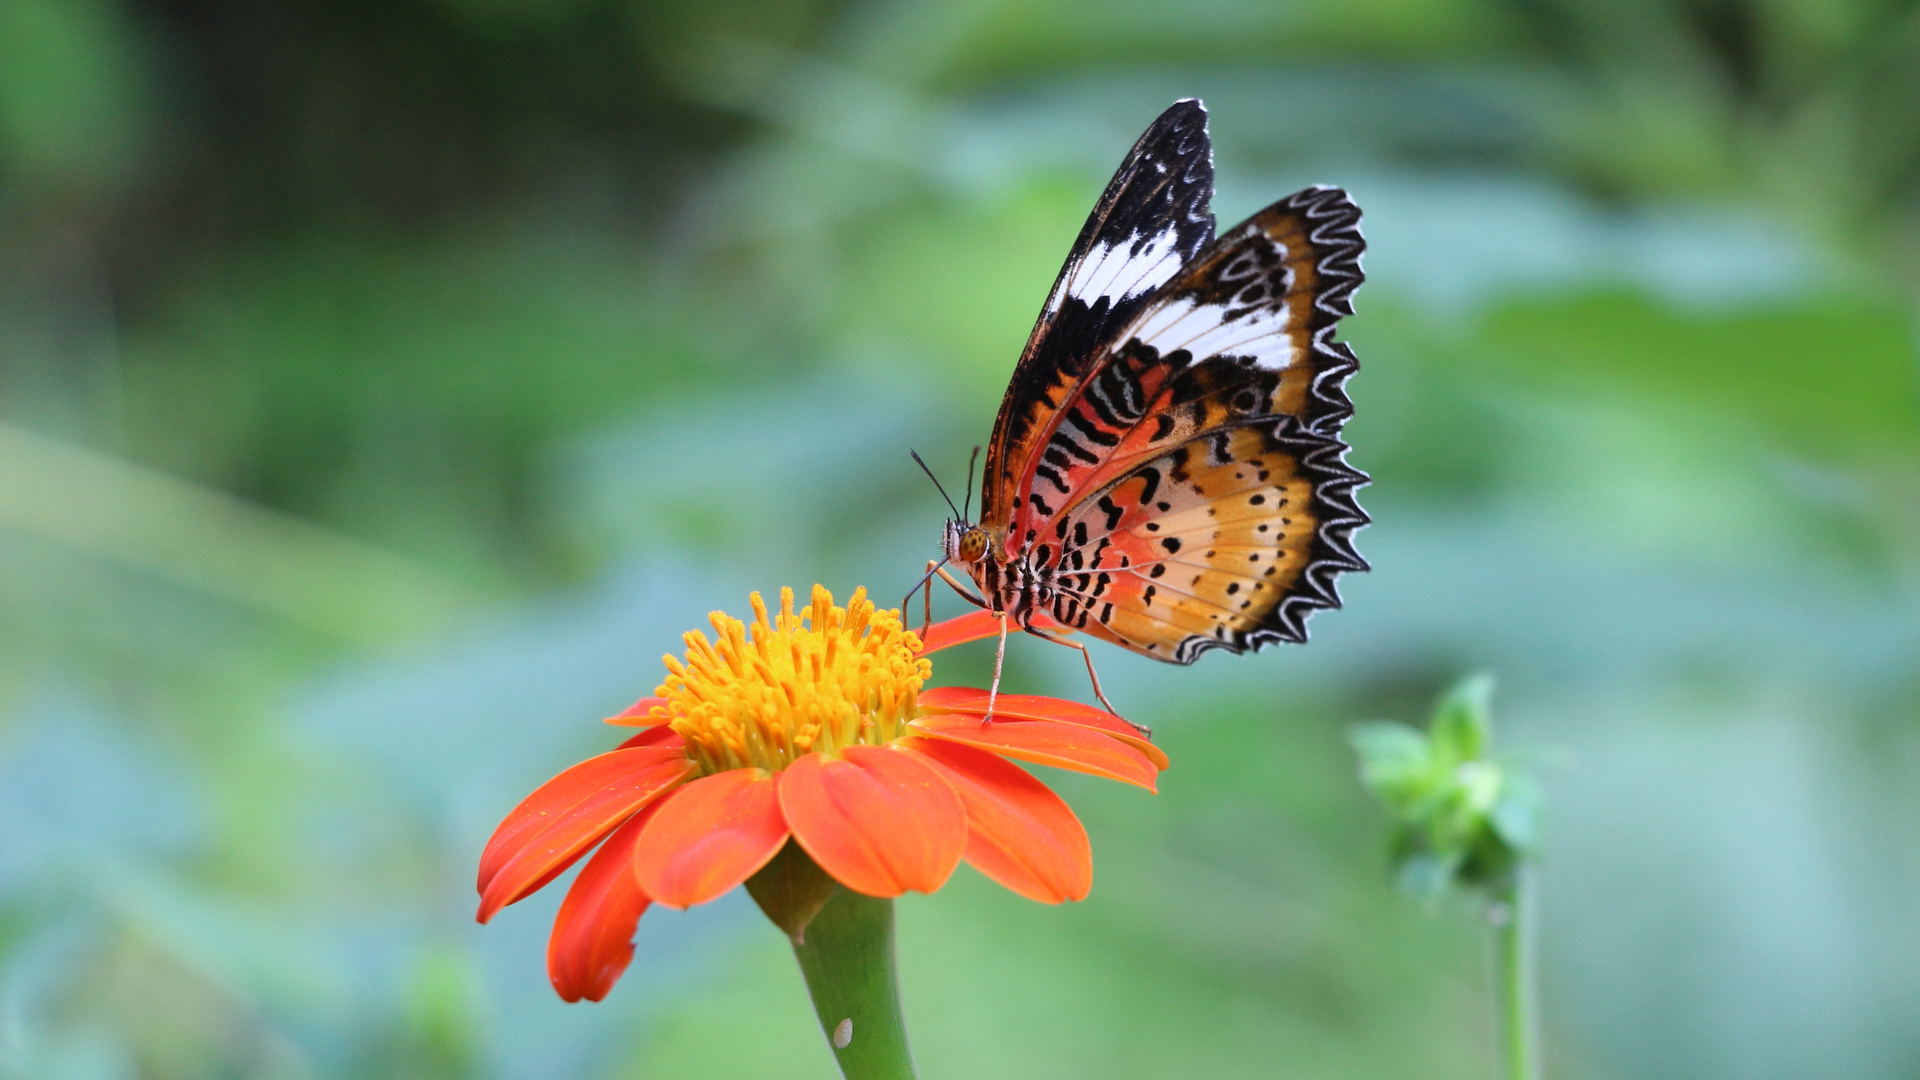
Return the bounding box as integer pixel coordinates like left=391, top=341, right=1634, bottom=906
left=983, top=99, right=1216, bottom=529
left=1039, top=421, right=1367, bottom=662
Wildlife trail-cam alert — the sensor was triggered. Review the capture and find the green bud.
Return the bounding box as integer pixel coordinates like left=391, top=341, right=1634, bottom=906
left=1349, top=674, right=1538, bottom=900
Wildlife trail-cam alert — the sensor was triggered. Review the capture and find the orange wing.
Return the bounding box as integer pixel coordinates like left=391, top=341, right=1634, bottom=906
left=1040, top=424, right=1364, bottom=662
left=1006, top=186, right=1370, bottom=661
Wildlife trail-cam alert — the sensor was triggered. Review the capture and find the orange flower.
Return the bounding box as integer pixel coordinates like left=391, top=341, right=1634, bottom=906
left=475, top=585, right=1165, bottom=1002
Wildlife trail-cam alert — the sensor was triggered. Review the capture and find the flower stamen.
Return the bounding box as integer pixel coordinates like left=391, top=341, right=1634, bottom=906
left=650, top=585, right=930, bottom=774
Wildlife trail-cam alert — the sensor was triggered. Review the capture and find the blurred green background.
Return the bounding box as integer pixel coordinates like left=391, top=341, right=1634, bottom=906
left=3, top=0, right=1918, bottom=1077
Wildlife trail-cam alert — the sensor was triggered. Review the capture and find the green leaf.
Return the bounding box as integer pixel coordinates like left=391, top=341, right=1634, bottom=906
left=1430, top=673, right=1495, bottom=765
left=1491, top=775, right=1542, bottom=854
left=1352, top=673, right=1540, bottom=902
left=1348, top=720, right=1435, bottom=810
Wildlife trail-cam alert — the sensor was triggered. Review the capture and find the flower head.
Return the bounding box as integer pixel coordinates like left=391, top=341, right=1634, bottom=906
left=1350, top=674, right=1538, bottom=900
left=475, top=586, right=1165, bottom=1002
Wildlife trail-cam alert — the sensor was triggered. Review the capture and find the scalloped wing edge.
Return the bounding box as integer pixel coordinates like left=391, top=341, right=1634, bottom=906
left=1168, top=418, right=1370, bottom=664
left=1281, top=185, right=1366, bottom=437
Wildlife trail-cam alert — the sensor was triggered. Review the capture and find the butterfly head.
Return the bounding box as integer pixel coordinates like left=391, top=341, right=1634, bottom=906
left=943, top=519, right=991, bottom=567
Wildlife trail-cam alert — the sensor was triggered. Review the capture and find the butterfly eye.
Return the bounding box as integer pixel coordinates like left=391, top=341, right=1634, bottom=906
left=958, top=529, right=989, bottom=563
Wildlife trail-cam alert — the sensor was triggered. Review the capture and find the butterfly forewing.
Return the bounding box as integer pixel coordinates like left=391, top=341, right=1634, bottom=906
left=982, top=99, right=1215, bottom=532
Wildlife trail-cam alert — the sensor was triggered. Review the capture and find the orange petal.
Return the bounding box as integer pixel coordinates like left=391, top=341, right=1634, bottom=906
left=914, top=611, right=1002, bottom=656
left=618, top=726, right=685, bottom=751
left=632, top=770, right=789, bottom=909
left=898, top=737, right=1091, bottom=903
left=546, top=798, right=664, bottom=1002
left=913, top=609, right=1073, bottom=657
left=605, top=695, right=669, bottom=726
left=779, top=746, right=966, bottom=897
left=477, top=747, right=695, bottom=922
left=917, top=686, right=1168, bottom=770
left=908, top=714, right=1158, bottom=792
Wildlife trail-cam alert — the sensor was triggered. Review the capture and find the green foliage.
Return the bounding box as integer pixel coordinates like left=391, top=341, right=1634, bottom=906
left=0, top=1, right=1917, bottom=1079
left=1352, top=676, right=1539, bottom=900
left=0, top=0, right=148, bottom=184
left=1474, top=292, right=1920, bottom=462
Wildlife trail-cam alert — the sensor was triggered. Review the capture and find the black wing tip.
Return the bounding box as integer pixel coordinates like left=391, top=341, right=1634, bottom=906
left=1136, top=99, right=1209, bottom=142
left=1141, top=100, right=1212, bottom=171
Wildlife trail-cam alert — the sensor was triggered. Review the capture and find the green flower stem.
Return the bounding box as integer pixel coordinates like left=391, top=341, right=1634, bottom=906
left=791, top=887, right=917, bottom=1080
left=1492, top=865, right=1541, bottom=1080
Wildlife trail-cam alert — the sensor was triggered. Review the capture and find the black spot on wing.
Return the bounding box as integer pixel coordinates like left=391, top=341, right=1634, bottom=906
left=1063, top=409, right=1121, bottom=447
left=1135, top=466, right=1161, bottom=506
left=1162, top=419, right=1371, bottom=663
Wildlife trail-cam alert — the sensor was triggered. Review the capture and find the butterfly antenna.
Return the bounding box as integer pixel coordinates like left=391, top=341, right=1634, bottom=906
left=910, top=450, right=962, bottom=518
left=961, top=445, right=980, bottom=522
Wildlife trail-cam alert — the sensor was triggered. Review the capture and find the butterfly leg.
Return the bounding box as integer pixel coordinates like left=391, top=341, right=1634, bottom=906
left=910, top=560, right=942, bottom=635
left=1023, top=628, right=1148, bottom=737
left=934, top=565, right=989, bottom=609
left=985, top=610, right=1009, bottom=724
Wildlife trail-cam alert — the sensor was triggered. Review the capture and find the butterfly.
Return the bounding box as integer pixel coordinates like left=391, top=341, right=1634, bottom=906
left=915, top=98, right=1369, bottom=715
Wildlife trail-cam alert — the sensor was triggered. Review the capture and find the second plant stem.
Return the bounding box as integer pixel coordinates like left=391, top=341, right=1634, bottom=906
left=1491, top=864, right=1540, bottom=1080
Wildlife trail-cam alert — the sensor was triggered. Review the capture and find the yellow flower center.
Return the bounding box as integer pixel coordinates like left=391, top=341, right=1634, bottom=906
left=649, top=585, right=931, bottom=775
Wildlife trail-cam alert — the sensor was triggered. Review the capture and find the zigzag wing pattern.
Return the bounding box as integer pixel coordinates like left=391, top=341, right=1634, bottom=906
left=1034, top=421, right=1367, bottom=662
left=1120, top=185, right=1364, bottom=439
left=1006, top=185, right=1366, bottom=538
left=981, top=100, right=1215, bottom=530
